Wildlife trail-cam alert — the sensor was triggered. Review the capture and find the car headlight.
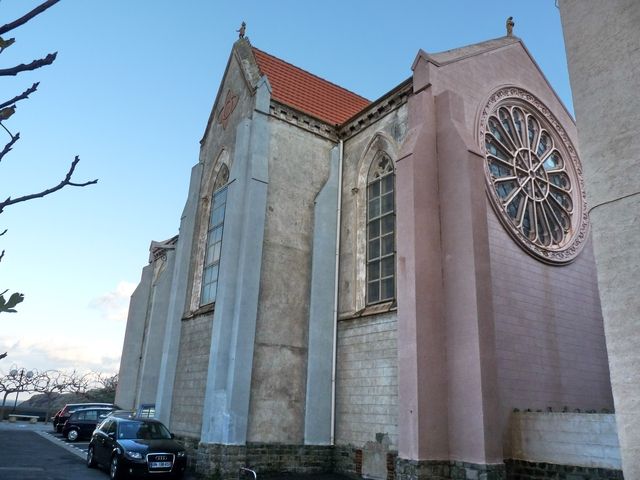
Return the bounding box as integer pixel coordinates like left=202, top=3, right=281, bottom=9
left=177, top=451, right=186, bottom=457
left=126, top=451, right=143, bottom=459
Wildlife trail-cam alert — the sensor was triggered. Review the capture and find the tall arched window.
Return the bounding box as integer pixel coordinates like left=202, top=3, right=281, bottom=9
left=366, top=153, right=395, bottom=304
left=201, top=165, right=229, bottom=305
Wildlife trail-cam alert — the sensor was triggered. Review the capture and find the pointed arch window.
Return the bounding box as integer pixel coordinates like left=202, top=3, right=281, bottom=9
left=201, top=165, right=229, bottom=305
left=366, top=153, right=395, bottom=304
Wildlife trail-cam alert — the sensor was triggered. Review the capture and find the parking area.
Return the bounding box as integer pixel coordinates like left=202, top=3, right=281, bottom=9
left=45, top=424, right=93, bottom=458
left=0, top=420, right=198, bottom=479
left=0, top=421, right=105, bottom=480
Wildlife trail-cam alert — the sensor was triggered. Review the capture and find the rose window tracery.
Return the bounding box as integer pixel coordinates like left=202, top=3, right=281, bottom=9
left=480, top=88, right=588, bottom=264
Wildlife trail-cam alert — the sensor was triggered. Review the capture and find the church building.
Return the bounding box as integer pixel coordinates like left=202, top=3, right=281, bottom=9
left=116, top=29, right=620, bottom=480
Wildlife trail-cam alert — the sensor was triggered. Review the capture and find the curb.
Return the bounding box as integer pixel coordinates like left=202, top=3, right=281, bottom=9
left=36, top=430, right=87, bottom=461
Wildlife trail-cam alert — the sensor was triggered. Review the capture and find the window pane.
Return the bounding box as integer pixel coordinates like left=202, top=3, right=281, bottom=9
left=205, top=243, right=215, bottom=264
left=213, top=225, right=223, bottom=243
left=381, top=234, right=394, bottom=255
left=212, top=242, right=221, bottom=262
left=211, top=206, right=225, bottom=226
left=381, top=215, right=394, bottom=235
left=202, top=284, right=212, bottom=304
left=210, top=281, right=218, bottom=302
left=210, top=264, right=219, bottom=283
left=381, top=256, right=394, bottom=277
left=368, top=219, right=380, bottom=240
left=215, top=188, right=227, bottom=203
left=368, top=180, right=380, bottom=200
left=368, top=261, right=380, bottom=281
left=381, top=277, right=394, bottom=300
left=368, top=239, right=380, bottom=260
left=203, top=265, right=213, bottom=284
left=368, top=198, right=380, bottom=219
left=382, top=175, right=393, bottom=194
left=381, top=192, right=394, bottom=214
left=367, top=281, right=380, bottom=304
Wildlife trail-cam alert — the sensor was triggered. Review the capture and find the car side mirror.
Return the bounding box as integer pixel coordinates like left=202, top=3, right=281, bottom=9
left=107, top=432, right=116, bottom=439
left=170, top=433, right=175, bottom=439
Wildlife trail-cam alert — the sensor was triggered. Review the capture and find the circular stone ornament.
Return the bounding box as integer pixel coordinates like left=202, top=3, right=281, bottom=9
left=479, top=87, right=588, bottom=264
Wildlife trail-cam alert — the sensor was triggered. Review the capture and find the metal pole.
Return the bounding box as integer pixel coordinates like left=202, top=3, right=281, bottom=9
left=12, top=369, right=24, bottom=413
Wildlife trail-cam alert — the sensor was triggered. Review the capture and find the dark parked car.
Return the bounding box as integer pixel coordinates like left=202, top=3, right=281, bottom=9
left=106, top=409, right=136, bottom=419
left=53, top=402, right=118, bottom=433
left=134, top=404, right=155, bottom=419
left=62, top=407, right=113, bottom=442
left=87, top=416, right=187, bottom=479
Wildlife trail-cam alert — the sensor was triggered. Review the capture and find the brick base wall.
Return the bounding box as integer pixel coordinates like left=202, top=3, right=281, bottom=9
left=186, top=442, right=625, bottom=480
left=395, top=458, right=506, bottom=480
left=195, top=443, right=333, bottom=479
left=505, top=459, right=624, bottom=480
left=175, top=435, right=200, bottom=470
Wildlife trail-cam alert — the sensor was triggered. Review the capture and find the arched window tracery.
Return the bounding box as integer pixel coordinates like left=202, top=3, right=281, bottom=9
left=366, top=153, right=395, bottom=304
left=201, top=164, right=229, bottom=305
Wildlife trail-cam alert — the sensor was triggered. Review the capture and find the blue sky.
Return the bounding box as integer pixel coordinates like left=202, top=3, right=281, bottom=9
left=0, top=1, right=572, bottom=376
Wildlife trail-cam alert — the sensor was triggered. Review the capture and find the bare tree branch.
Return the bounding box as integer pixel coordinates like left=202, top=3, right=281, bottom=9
left=0, top=156, right=98, bottom=214
left=0, top=83, right=39, bottom=110
left=0, top=0, right=61, bottom=36
left=0, top=53, right=57, bottom=77
left=0, top=352, right=6, bottom=360
left=0, top=132, right=19, bottom=163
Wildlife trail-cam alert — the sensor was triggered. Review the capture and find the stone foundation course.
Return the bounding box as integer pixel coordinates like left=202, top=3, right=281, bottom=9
left=505, top=459, right=623, bottom=480
left=195, top=443, right=333, bottom=479
left=395, top=459, right=505, bottom=480
left=181, top=441, right=625, bottom=480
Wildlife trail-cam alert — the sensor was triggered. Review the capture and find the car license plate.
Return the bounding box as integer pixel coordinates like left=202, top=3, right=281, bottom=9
left=150, top=461, right=172, bottom=468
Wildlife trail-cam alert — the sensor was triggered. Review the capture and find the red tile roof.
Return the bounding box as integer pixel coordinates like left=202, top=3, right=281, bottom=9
left=252, top=47, right=370, bottom=125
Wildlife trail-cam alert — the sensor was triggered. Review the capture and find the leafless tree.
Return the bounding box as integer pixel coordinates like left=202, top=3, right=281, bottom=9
left=0, top=366, right=37, bottom=419
left=31, top=369, right=73, bottom=422
left=63, top=369, right=92, bottom=397
left=93, top=372, right=118, bottom=392
left=0, top=0, right=97, bottom=328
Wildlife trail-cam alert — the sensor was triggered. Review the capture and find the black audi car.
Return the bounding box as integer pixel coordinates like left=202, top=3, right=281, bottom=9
left=87, top=416, right=187, bottom=479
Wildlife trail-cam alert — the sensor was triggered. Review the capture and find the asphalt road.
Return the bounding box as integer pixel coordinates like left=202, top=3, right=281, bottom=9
left=0, top=429, right=106, bottom=480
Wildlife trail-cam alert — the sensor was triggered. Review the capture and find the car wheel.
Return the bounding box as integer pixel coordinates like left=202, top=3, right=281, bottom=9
left=67, top=429, right=79, bottom=442
left=110, top=455, right=121, bottom=480
left=87, top=446, right=97, bottom=468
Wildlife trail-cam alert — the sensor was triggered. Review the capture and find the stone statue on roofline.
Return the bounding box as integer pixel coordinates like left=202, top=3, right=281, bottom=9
left=237, top=22, right=246, bottom=39
left=506, top=16, right=515, bottom=36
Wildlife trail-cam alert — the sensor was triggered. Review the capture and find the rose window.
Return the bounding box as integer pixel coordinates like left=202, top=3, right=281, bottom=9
left=481, top=88, right=588, bottom=264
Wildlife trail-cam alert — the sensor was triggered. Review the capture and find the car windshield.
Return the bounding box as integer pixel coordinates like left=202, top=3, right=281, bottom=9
left=117, top=421, right=171, bottom=440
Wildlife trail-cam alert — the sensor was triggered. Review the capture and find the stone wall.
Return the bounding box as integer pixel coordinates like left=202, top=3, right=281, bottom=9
left=508, top=412, right=621, bottom=470
left=395, top=459, right=505, bottom=480
left=170, top=313, right=213, bottom=437
left=560, top=1, right=640, bottom=477
left=488, top=207, right=613, bottom=451
left=505, top=460, right=623, bottom=480
left=195, top=443, right=333, bottom=479
left=335, top=312, right=398, bottom=449
left=247, top=116, right=335, bottom=444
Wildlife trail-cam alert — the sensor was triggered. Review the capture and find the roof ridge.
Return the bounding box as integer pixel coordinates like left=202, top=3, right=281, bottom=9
left=251, top=46, right=370, bottom=103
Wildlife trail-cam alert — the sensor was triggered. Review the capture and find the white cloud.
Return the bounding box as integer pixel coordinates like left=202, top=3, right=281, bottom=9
left=0, top=335, right=121, bottom=375
left=89, top=281, right=137, bottom=322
